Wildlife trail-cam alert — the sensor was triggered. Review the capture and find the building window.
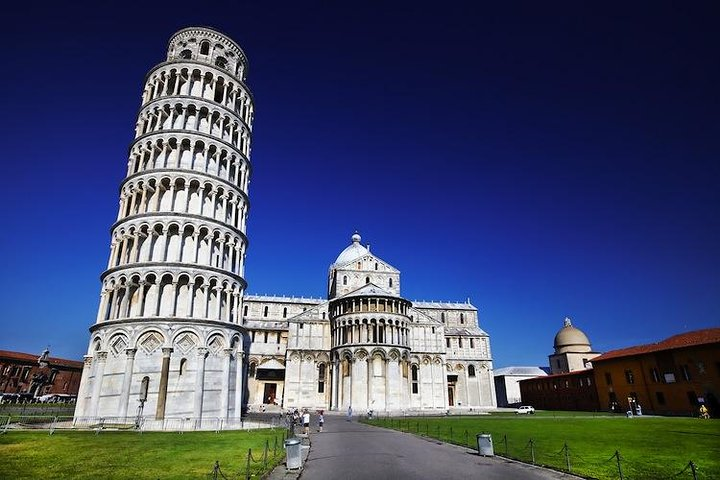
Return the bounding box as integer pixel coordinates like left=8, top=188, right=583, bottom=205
left=624, top=370, right=634, bottom=384
left=200, top=41, right=210, bottom=55
left=446, top=338, right=450, bottom=348
left=664, top=372, right=676, bottom=383
left=605, top=372, right=613, bottom=385
left=366, top=277, right=370, bottom=284
left=251, top=330, right=256, bottom=341
left=460, top=313, right=464, bottom=324
left=343, top=276, right=347, bottom=285
left=441, top=312, right=445, bottom=323
left=468, top=365, right=476, bottom=377
left=263, top=306, right=268, bottom=317
left=318, top=364, right=326, bottom=393
left=650, top=368, right=660, bottom=383
left=283, top=307, right=287, bottom=319
left=375, top=262, right=378, bottom=270
left=215, top=57, right=227, bottom=68
left=357, top=262, right=361, bottom=269
left=432, top=327, right=435, bottom=334
left=243, top=305, right=248, bottom=317
left=248, top=363, right=256, bottom=378
left=655, top=391, right=665, bottom=405
left=389, top=278, right=393, bottom=288
left=470, top=339, right=474, bottom=348
left=179, top=358, right=187, bottom=376
left=411, top=365, right=419, bottom=394
left=264, top=332, right=268, bottom=343
left=276, top=332, right=281, bottom=344
left=681, top=365, right=691, bottom=381
left=180, top=49, right=192, bottom=59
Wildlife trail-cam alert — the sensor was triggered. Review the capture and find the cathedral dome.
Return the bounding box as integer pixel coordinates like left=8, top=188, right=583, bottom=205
left=333, top=232, right=368, bottom=266
left=553, top=317, right=592, bottom=354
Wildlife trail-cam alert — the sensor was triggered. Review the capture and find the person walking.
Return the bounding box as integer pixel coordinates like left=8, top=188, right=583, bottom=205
left=347, top=405, right=352, bottom=421
left=318, top=410, right=324, bottom=432
left=302, top=409, right=311, bottom=435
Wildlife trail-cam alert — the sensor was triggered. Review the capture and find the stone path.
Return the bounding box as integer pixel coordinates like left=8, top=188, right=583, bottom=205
left=270, top=414, right=580, bottom=480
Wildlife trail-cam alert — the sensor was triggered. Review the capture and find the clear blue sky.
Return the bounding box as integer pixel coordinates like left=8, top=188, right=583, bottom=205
left=1, top=1, right=717, bottom=368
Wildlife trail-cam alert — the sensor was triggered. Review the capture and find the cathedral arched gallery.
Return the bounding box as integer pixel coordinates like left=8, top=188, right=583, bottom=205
left=75, top=27, right=496, bottom=424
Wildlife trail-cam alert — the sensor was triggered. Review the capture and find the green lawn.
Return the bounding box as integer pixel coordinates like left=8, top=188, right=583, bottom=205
left=0, top=428, right=287, bottom=479
left=366, top=413, right=720, bottom=480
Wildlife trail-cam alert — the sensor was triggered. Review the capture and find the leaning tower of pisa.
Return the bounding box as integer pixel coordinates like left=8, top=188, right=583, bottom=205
left=74, top=27, right=253, bottom=426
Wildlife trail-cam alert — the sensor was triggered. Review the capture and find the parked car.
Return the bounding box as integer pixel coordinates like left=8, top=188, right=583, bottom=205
left=516, top=405, right=535, bottom=414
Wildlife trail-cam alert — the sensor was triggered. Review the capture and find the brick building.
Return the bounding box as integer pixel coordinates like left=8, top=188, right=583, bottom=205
left=0, top=350, right=83, bottom=398
left=591, top=328, right=720, bottom=417
left=519, top=369, right=600, bottom=411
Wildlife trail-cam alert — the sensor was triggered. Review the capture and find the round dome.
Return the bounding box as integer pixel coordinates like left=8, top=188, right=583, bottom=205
left=553, top=318, right=592, bottom=353
left=333, top=232, right=368, bottom=266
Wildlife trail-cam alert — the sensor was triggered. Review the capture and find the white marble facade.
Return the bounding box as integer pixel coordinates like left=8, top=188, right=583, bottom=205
left=75, top=27, right=252, bottom=424
left=245, top=233, right=497, bottom=413
left=76, top=28, right=496, bottom=424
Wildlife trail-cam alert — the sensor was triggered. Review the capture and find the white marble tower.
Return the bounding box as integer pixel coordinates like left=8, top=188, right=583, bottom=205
left=75, top=27, right=254, bottom=425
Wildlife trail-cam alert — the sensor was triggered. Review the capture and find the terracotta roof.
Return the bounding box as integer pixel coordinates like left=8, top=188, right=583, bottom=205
left=0, top=350, right=83, bottom=369
left=592, top=328, right=720, bottom=363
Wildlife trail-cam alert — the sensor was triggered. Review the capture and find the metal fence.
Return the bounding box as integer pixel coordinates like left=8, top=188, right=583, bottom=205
left=207, top=432, right=288, bottom=480
left=366, top=417, right=707, bottom=480
left=0, top=414, right=284, bottom=434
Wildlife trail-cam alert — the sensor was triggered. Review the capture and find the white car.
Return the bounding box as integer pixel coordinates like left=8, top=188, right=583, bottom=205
left=516, top=405, right=535, bottom=414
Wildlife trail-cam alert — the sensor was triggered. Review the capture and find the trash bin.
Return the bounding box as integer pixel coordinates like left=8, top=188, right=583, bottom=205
left=476, top=433, right=494, bottom=456
left=284, top=437, right=302, bottom=469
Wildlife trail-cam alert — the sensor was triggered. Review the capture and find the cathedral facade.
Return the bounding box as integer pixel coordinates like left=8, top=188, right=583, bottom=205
left=245, top=232, right=497, bottom=413
left=75, top=27, right=495, bottom=425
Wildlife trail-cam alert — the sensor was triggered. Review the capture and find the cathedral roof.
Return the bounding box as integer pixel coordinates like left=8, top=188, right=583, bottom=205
left=445, top=326, right=488, bottom=336
left=333, top=232, right=369, bottom=267
left=413, top=300, right=476, bottom=310
left=339, top=283, right=398, bottom=299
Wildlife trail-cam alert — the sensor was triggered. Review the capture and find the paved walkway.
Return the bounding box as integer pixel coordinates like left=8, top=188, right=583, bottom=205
left=276, top=414, right=579, bottom=480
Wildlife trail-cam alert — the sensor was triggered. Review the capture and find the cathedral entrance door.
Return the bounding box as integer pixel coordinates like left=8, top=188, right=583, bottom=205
left=448, top=386, right=455, bottom=406
left=263, top=383, right=277, bottom=404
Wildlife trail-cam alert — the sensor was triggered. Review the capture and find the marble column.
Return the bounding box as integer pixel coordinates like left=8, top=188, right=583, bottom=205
left=155, top=347, right=173, bottom=420
left=220, top=348, right=232, bottom=419
left=233, top=350, right=245, bottom=418
left=193, top=347, right=208, bottom=419
left=118, top=348, right=137, bottom=418
left=90, top=351, right=108, bottom=418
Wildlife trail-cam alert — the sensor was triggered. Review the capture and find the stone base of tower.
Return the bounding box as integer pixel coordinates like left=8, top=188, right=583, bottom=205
left=74, top=319, right=247, bottom=427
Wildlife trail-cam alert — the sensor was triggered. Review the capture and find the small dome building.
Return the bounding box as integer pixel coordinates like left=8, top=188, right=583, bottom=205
left=548, top=318, right=599, bottom=374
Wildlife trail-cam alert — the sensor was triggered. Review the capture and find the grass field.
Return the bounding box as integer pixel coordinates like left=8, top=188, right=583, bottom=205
left=366, top=412, right=720, bottom=480
left=0, top=428, right=286, bottom=479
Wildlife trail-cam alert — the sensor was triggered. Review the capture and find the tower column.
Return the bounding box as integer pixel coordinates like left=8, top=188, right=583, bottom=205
left=155, top=347, right=173, bottom=420
left=118, top=348, right=137, bottom=418
left=193, top=347, right=208, bottom=419
left=90, top=352, right=108, bottom=417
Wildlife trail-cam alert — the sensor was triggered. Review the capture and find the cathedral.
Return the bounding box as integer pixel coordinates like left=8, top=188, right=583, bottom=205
left=245, top=232, right=496, bottom=413
left=74, top=27, right=495, bottom=425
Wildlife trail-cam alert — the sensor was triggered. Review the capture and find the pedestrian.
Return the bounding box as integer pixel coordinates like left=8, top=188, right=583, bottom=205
left=302, top=409, right=311, bottom=435
left=347, top=405, right=352, bottom=421
left=318, top=410, right=324, bottom=432
left=699, top=404, right=709, bottom=419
